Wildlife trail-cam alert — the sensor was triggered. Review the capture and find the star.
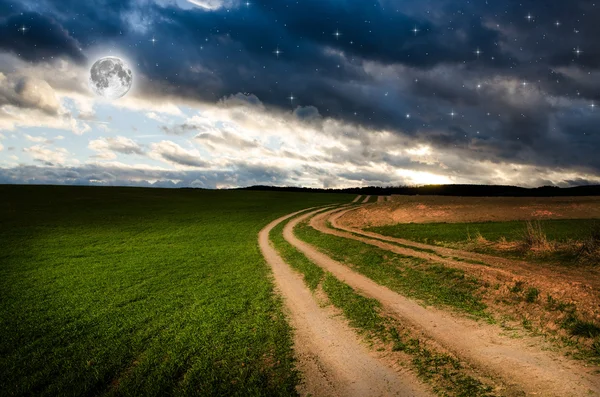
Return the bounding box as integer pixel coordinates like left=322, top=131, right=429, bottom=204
left=591, top=102, right=596, bottom=111
left=450, top=110, right=456, bottom=118
left=555, top=21, right=561, bottom=27
left=244, top=1, right=251, bottom=6
left=406, top=114, right=411, bottom=119
left=18, top=25, right=28, bottom=35
left=333, top=30, right=342, bottom=40
left=474, top=48, right=483, bottom=58
left=150, top=36, right=157, bottom=46
left=476, top=83, right=482, bottom=89
left=273, top=46, right=283, bottom=58
left=526, top=13, right=533, bottom=22
left=412, top=26, right=419, bottom=36
left=574, top=47, right=583, bottom=57
left=288, top=93, right=295, bottom=104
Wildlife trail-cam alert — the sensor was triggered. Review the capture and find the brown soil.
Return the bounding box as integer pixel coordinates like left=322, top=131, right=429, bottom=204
left=258, top=209, right=432, bottom=397
left=362, top=195, right=371, bottom=204
left=286, top=209, right=600, bottom=396
left=377, top=196, right=385, bottom=203
left=345, top=196, right=600, bottom=227
left=352, top=195, right=362, bottom=203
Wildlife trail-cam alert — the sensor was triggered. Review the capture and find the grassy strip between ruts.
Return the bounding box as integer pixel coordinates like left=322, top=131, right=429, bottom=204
left=0, top=185, right=353, bottom=396
left=270, top=214, right=496, bottom=397
left=296, top=220, right=490, bottom=320
left=326, top=219, right=439, bottom=255
left=328, top=218, right=496, bottom=269
left=366, top=195, right=379, bottom=203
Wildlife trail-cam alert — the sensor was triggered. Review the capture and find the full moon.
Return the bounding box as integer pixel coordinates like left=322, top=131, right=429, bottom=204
left=89, top=57, right=133, bottom=99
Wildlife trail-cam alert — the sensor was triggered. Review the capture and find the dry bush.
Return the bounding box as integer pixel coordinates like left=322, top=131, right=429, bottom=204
left=520, top=220, right=554, bottom=252
left=578, top=223, right=600, bottom=265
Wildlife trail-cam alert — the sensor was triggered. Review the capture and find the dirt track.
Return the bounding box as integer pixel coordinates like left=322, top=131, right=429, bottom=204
left=258, top=209, right=431, bottom=397
left=284, top=208, right=600, bottom=397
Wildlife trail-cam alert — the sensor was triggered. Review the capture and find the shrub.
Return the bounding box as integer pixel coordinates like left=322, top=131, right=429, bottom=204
left=509, top=281, right=525, bottom=294
left=525, top=287, right=539, bottom=303
left=521, top=220, right=553, bottom=252
left=578, top=222, right=600, bottom=265
left=593, top=338, right=600, bottom=356
left=571, top=320, right=600, bottom=338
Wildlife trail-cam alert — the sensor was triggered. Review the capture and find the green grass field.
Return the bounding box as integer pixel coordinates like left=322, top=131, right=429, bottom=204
left=0, top=185, right=351, bottom=396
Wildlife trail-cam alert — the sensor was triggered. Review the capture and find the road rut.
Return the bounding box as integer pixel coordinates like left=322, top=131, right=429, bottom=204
left=259, top=209, right=431, bottom=397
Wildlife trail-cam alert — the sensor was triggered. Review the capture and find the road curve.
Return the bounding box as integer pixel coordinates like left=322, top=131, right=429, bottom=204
left=258, top=208, right=432, bottom=397
left=284, top=209, right=600, bottom=397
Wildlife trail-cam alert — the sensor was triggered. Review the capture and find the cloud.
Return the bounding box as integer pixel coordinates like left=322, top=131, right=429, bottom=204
left=0, top=0, right=598, bottom=187
left=195, top=130, right=259, bottom=151
left=149, top=140, right=208, bottom=167
left=185, top=0, right=233, bottom=10
left=0, top=12, right=85, bottom=64
left=22, top=145, right=72, bottom=166
left=89, top=136, right=145, bottom=159
left=0, top=67, right=95, bottom=134
left=0, top=74, right=61, bottom=115
left=23, top=134, right=60, bottom=145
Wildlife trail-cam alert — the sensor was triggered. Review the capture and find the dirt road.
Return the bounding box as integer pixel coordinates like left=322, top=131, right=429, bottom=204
left=361, top=195, right=371, bottom=204
left=258, top=209, right=432, bottom=397
left=284, top=208, right=600, bottom=397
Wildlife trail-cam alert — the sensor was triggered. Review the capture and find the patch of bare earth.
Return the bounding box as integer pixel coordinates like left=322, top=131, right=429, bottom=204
left=289, top=209, right=600, bottom=396
left=258, top=210, right=432, bottom=397
left=344, top=195, right=600, bottom=227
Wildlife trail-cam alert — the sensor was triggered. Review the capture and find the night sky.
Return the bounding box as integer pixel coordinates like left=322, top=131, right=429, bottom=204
left=0, top=0, right=599, bottom=188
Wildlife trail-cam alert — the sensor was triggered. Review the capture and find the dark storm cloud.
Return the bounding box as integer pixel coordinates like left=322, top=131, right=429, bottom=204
left=1, top=0, right=600, bottom=180
left=0, top=12, right=86, bottom=63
